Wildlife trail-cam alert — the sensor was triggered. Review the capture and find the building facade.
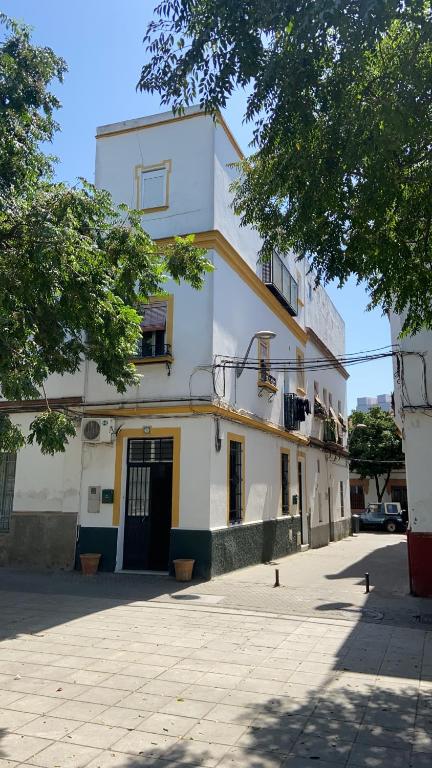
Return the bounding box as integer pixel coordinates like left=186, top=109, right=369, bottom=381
left=356, top=394, right=393, bottom=413
left=0, top=108, right=350, bottom=578
left=390, top=314, right=432, bottom=596
left=350, top=470, right=407, bottom=511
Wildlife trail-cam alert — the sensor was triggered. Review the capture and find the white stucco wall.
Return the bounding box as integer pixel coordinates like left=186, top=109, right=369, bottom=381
left=11, top=414, right=82, bottom=515
left=390, top=314, right=432, bottom=532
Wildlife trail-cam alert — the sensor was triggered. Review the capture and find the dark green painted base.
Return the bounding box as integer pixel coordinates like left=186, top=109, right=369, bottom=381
left=75, top=526, right=118, bottom=572
left=169, top=516, right=302, bottom=580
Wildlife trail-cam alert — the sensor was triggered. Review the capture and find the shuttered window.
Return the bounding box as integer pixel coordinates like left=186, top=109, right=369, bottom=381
left=0, top=453, right=16, bottom=531
left=141, top=167, right=168, bottom=210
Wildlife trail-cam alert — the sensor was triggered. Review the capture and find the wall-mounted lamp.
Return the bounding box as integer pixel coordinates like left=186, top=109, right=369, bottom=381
left=236, top=331, right=277, bottom=378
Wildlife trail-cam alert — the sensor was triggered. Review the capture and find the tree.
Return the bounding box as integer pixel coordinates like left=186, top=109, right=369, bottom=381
left=349, top=407, right=405, bottom=502
left=140, top=0, right=432, bottom=334
left=0, top=15, right=211, bottom=454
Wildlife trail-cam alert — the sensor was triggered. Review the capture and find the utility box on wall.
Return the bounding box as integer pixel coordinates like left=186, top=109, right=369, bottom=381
left=88, top=486, right=101, bottom=514
left=101, top=488, right=114, bottom=504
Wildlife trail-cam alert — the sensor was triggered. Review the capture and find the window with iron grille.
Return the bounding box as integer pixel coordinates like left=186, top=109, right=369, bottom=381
left=0, top=453, right=16, bottom=532
left=136, top=299, right=171, bottom=358
left=128, top=438, right=173, bottom=464
left=281, top=452, right=290, bottom=515
left=229, top=439, right=244, bottom=524
left=340, top=480, right=345, bottom=517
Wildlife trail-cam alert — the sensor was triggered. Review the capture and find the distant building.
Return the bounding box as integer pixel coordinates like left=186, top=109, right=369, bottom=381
left=356, top=394, right=392, bottom=413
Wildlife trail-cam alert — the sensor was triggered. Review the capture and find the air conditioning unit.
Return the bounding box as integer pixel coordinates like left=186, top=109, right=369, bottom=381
left=81, top=418, right=115, bottom=444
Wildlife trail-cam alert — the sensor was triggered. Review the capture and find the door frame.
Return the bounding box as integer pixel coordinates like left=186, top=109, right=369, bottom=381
left=297, top=451, right=308, bottom=545
left=113, top=427, right=181, bottom=570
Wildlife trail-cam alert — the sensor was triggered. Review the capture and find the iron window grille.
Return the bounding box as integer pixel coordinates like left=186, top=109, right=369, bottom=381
left=128, top=438, right=173, bottom=464
left=0, top=453, right=17, bottom=532
left=229, top=440, right=243, bottom=524
left=261, top=254, right=298, bottom=316
left=340, top=480, right=345, bottom=517
left=281, top=453, right=290, bottom=515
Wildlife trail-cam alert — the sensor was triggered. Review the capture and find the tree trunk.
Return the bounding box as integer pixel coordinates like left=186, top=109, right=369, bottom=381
left=376, top=470, right=392, bottom=502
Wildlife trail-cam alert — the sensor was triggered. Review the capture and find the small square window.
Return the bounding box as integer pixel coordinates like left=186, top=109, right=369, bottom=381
left=136, top=161, right=171, bottom=212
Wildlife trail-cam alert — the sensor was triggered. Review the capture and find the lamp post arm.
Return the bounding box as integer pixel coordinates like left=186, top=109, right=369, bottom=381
left=236, top=335, right=257, bottom=378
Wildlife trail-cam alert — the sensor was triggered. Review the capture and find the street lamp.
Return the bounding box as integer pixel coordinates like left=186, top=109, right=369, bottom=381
left=348, top=422, right=367, bottom=448
left=236, top=331, right=277, bottom=378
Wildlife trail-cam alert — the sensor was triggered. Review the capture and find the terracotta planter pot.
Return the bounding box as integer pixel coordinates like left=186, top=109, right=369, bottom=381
left=80, top=553, right=101, bottom=576
left=173, top=558, right=195, bottom=582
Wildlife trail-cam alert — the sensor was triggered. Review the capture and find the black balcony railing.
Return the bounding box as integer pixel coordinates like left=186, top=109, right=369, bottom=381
left=258, top=368, right=277, bottom=388
left=262, top=254, right=298, bottom=316
left=135, top=342, right=171, bottom=359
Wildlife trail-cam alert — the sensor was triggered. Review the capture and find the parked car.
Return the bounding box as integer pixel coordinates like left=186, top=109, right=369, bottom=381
left=357, top=502, right=406, bottom=533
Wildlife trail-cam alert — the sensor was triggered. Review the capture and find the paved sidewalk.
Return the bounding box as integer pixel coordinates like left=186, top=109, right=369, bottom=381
left=0, top=533, right=431, bottom=767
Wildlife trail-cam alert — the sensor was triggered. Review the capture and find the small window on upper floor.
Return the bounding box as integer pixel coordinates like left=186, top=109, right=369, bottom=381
left=136, top=161, right=171, bottom=212
left=323, top=388, right=328, bottom=407
left=308, top=283, right=313, bottom=301
left=329, top=392, right=333, bottom=409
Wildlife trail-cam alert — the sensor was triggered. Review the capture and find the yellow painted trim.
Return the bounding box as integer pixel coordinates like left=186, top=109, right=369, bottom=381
left=84, top=403, right=308, bottom=445
left=112, top=427, right=181, bottom=528
left=133, top=355, right=173, bottom=366
left=96, top=111, right=244, bottom=160
left=280, top=447, right=291, bottom=517
left=135, top=160, right=172, bottom=212
left=156, top=230, right=308, bottom=345
left=227, top=432, right=246, bottom=525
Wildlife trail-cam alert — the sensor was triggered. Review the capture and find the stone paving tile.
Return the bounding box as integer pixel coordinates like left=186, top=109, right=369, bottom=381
left=178, top=683, right=227, bottom=703
left=0, top=759, right=17, bottom=768
left=16, top=715, right=82, bottom=740
left=203, top=703, right=256, bottom=726
left=109, top=729, right=177, bottom=758
left=161, top=697, right=215, bottom=719
left=47, top=699, right=108, bottom=722
left=0, top=707, right=38, bottom=729
left=217, top=746, right=284, bottom=767
left=136, top=712, right=197, bottom=738
left=116, top=692, right=172, bottom=712
left=29, top=740, right=102, bottom=768
left=347, top=743, right=411, bottom=767
left=92, top=706, right=151, bottom=730
left=0, top=733, right=52, bottom=763
left=65, top=722, right=129, bottom=749
left=75, top=686, right=128, bottom=707
left=165, top=738, right=230, bottom=767
left=291, top=733, right=353, bottom=763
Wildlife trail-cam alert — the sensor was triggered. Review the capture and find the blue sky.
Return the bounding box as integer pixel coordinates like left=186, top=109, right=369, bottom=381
left=4, top=0, right=393, bottom=411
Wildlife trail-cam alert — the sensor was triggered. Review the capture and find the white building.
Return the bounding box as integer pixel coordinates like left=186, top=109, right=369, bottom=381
left=390, top=314, right=432, bottom=596
left=0, top=108, right=350, bottom=577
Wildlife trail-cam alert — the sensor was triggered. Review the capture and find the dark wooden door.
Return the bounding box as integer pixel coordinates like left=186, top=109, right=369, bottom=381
left=123, top=438, right=173, bottom=571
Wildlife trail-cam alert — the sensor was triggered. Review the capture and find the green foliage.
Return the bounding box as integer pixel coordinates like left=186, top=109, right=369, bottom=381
left=349, top=407, right=405, bottom=501
left=0, top=16, right=212, bottom=455
left=141, top=0, right=432, bottom=334
left=28, top=411, right=77, bottom=455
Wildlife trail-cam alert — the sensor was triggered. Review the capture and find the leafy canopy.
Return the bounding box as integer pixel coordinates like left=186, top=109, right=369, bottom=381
left=349, top=407, right=405, bottom=502
left=0, top=15, right=211, bottom=454
left=140, top=0, right=432, bottom=334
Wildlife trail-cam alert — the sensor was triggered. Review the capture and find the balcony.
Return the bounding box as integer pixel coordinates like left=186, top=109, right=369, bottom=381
left=258, top=368, right=277, bottom=392
left=261, top=254, right=298, bottom=316
left=134, top=342, right=172, bottom=361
